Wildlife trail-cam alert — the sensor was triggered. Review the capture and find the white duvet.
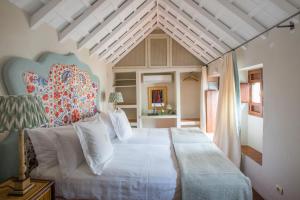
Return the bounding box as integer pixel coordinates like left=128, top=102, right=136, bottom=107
left=31, top=128, right=180, bottom=200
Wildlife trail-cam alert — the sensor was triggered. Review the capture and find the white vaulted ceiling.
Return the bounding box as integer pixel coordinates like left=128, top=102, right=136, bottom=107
left=9, top=0, right=300, bottom=65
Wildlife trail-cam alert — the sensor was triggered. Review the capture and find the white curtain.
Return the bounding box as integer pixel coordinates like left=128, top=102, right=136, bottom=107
left=200, top=66, right=208, bottom=132
left=213, top=52, right=241, bottom=167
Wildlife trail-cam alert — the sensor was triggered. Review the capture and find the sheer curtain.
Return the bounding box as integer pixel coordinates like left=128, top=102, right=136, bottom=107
left=200, top=66, right=208, bottom=132
left=213, top=52, right=241, bottom=167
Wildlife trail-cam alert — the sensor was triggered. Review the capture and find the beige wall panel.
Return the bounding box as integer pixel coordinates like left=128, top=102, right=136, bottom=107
left=172, top=40, right=203, bottom=66
left=150, top=38, right=168, bottom=66
left=114, top=29, right=203, bottom=67
left=116, top=40, right=145, bottom=67
left=180, top=72, right=201, bottom=119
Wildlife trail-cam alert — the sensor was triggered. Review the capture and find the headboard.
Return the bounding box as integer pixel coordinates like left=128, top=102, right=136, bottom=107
left=2, top=52, right=100, bottom=126
left=0, top=52, right=100, bottom=181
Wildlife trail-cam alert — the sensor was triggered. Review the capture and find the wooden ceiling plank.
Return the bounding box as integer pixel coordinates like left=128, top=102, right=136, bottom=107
left=58, top=0, right=106, bottom=42
left=160, top=0, right=229, bottom=53
left=30, top=0, right=63, bottom=29
left=158, top=7, right=220, bottom=58
left=78, top=0, right=138, bottom=50
left=90, top=0, right=154, bottom=56
left=183, top=0, right=245, bottom=45
left=99, top=10, right=157, bottom=61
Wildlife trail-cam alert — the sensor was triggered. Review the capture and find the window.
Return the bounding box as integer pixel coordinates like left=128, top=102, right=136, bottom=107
left=248, top=69, right=263, bottom=117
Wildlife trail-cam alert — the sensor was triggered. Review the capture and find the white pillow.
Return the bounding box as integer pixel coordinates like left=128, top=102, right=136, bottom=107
left=108, top=109, right=132, bottom=141
left=99, top=112, right=117, bottom=140
left=81, top=112, right=117, bottom=140
left=27, top=126, right=71, bottom=170
left=73, top=120, right=113, bottom=175
left=54, top=127, right=85, bottom=177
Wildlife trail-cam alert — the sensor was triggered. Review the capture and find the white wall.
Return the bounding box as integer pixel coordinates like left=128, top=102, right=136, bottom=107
left=209, top=21, right=300, bottom=199
left=0, top=0, right=111, bottom=110
left=248, top=115, right=263, bottom=152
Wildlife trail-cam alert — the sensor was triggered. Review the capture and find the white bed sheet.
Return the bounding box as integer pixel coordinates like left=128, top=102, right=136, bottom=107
left=31, top=128, right=180, bottom=200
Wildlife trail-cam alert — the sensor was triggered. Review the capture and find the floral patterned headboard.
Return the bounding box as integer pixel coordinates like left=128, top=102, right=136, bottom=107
left=2, top=52, right=100, bottom=126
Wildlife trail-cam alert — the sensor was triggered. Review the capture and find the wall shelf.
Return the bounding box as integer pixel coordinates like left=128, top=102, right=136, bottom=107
left=180, top=118, right=200, bottom=126
left=115, top=79, right=136, bottom=81
left=113, top=85, right=136, bottom=88
left=117, top=104, right=137, bottom=108
left=141, top=115, right=177, bottom=119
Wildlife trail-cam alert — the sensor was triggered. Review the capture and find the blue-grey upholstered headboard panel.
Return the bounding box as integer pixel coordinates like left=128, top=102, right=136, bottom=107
left=0, top=52, right=100, bottom=181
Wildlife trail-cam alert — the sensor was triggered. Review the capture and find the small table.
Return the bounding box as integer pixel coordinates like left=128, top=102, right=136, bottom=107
left=0, top=179, right=54, bottom=200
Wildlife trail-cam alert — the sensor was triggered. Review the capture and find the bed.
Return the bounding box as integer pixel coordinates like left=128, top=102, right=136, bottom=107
left=31, top=128, right=181, bottom=200
left=0, top=53, right=252, bottom=200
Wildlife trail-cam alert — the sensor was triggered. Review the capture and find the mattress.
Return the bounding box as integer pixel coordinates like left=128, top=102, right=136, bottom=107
left=31, top=128, right=180, bottom=200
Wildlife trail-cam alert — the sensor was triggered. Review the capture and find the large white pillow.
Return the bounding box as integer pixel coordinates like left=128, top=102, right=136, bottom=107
left=73, top=120, right=113, bottom=175
left=108, top=109, right=132, bottom=141
left=81, top=113, right=117, bottom=140
left=27, top=126, right=71, bottom=170
left=54, top=127, right=85, bottom=177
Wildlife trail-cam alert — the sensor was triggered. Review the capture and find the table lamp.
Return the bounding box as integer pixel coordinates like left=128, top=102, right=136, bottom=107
left=0, top=95, right=48, bottom=195
left=108, top=92, right=124, bottom=110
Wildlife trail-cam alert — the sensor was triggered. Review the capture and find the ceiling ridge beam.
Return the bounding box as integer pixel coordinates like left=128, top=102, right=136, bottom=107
left=90, top=0, right=154, bottom=56
left=108, top=21, right=157, bottom=64
left=183, top=0, right=245, bottom=46
left=99, top=10, right=157, bottom=60
left=30, top=0, right=63, bottom=29
left=215, top=0, right=266, bottom=33
left=160, top=0, right=229, bottom=53
left=158, top=23, right=208, bottom=63
left=158, top=16, right=211, bottom=62
left=58, top=0, right=106, bottom=42
left=78, top=0, right=139, bottom=50
left=158, top=7, right=220, bottom=58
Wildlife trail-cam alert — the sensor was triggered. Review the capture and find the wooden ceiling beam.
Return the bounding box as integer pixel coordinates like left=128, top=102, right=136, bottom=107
left=58, top=0, right=106, bottom=42
left=90, top=0, right=155, bottom=56
left=110, top=24, right=156, bottom=64
left=183, top=0, right=245, bottom=46
left=160, top=0, right=229, bottom=53
left=269, top=0, right=298, bottom=15
left=107, top=20, right=157, bottom=64
left=215, top=0, right=266, bottom=33
left=30, top=0, right=63, bottom=29
left=77, top=0, right=138, bottom=50
left=158, top=16, right=212, bottom=62
left=99, top=10, right=157, bottom=61
left=158, top=7, right=220, bottom=58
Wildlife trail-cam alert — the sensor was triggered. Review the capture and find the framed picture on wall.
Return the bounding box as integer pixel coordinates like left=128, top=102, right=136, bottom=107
left=148, top=86, right=168, bottom=109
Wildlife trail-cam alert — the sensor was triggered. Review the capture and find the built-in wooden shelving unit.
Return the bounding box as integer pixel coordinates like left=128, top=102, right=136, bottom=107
left=114, top=72, right=137, bottom=127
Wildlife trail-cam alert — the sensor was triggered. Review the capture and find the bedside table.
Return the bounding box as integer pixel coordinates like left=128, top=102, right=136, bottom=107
left=0, top=179, right=54, bottom=200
